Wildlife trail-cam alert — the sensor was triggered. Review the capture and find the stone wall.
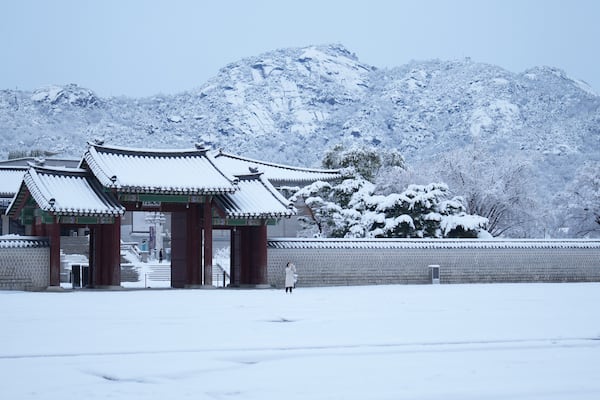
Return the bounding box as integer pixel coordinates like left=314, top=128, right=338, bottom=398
left=0, top=237, right=50, bottom=290
left=268, top=238, right=600, bottom=288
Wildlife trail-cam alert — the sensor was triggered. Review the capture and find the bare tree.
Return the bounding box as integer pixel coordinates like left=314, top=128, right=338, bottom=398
left=563, top=162, right=600, bottom=237
left=430, top=146, right=535, bottom=237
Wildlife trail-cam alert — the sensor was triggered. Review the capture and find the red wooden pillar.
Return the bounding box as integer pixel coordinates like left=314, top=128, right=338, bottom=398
left=90, top=220, right=122, bottom=288
left=48, top=219, right=61, bottom=287
left=240, top=227, right=252, bottom=285
left=253, top=223, right=268, bottom=286
left=170, top=211, right=187, bottom=288
left=230, top=228, right=241, bottom=286
left=89, top=225, right=96, bottom=287
left=203, top=198, right=213, bottom=286
left=104, top=217, right=121, bottom=287
left=186, top=204, right=202, bottom=287
left=32, top=216, right=47, bottom=236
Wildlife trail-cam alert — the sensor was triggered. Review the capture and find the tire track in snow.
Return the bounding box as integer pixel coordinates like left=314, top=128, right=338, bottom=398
left=1, top=337, right=598, bottom=360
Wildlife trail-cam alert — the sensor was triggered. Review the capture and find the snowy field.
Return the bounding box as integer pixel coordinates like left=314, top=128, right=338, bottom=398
left=1, top=283, right=600, bottom=400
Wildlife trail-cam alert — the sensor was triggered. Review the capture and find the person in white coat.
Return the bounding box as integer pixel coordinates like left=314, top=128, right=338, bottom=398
left=285, top=262, right=297, bottom=293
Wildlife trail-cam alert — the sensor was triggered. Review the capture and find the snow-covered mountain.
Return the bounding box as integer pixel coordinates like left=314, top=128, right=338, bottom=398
left=2, top=44, right=598, bottom=164
left=1, top=44, right=599, bottom=235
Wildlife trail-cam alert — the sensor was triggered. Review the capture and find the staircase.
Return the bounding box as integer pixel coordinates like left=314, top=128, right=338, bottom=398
left=120, top=264, right=139, bottom=282
left=213, top=263, right=230, bottom=287
left=146, top=264, right=171, bottom=281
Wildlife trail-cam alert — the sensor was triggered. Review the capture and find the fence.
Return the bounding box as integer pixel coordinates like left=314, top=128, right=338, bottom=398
left=267, top=238, right=600, bottom=288
left=0, top=237, right=50, bottom=290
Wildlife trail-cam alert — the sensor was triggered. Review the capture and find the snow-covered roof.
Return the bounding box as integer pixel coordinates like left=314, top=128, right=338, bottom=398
left=215, top=173, right=296, bottom=219
left=0, top=166, right=27, bottom=197
left=268, top=238, right=600, bottom=249
left=0, top=157, right=79, bottom=168
left=81, top=143, right=236, bottom=195
left=0, top=236, right=50, bottom=249
left=8, top=166, right=124, bottom=217
left=212, top=150, right=343, bottom=185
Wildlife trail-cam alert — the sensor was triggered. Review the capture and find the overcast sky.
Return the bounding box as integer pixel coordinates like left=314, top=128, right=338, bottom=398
left=1, top=0, right=599, bottom=97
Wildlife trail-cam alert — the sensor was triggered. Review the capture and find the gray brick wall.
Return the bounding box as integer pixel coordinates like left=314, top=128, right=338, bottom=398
left=0, top=247, right=50, bottom=290
left=268, top=240, right=600, bottom=288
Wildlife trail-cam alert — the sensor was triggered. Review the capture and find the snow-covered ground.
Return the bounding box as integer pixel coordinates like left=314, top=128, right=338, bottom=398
left=1, top=283, right=599, bottom=399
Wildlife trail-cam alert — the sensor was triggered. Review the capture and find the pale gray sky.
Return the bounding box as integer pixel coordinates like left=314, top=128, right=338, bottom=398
left=1, top=0, right=599, bottom=97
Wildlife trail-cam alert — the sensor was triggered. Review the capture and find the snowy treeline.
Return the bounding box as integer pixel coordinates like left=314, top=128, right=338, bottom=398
left=558, top=162, right=600, bottom=237
left=289, top=144, right=599, bottom=238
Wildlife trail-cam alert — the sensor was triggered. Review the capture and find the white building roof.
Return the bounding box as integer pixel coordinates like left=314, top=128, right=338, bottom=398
left=0, top=157, right=79, bottom=168
left=212, top=151, right=343, bottom=185
left=81, top=143, right=237, bottom=195
left=9, top=166, right=124, bottom=217
left=0, top=166, right=27, bottom=197
left=215, top=173, right=296, bottom=219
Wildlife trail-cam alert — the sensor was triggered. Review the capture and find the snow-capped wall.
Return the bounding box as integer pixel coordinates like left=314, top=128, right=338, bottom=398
left=268, top=239, right=600, bottom=287
left=0, top=237, right=50, bottom=290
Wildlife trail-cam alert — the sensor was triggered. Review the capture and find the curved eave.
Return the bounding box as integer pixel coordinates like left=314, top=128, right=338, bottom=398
left=225, top=209, right=297, bottom=219
left=46, top=208, right=125, bottom=217
left=216, top=174, right=297, bottom=220
left=21, top=166, right=125, bottom=218
left=117, top=186, right=237, bottom=195
left=82, top=147, right=120, bottom=188
left=213, top=151, right=343, bottom=183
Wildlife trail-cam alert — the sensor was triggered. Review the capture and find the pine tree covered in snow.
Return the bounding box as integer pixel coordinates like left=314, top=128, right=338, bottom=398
left=291, top=178, right=489, bottom=239
left=291, top=145, right=489, bottom=238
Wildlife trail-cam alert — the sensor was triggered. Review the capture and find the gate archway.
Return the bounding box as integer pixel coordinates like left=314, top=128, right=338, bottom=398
left=8, top=143, right=296, bottom=289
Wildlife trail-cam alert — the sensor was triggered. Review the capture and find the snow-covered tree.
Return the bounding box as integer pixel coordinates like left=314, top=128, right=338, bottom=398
left=428, top=146, right=535, bottom=237
left=291, top=175, right=489, bottom=239
left=559, top=162, right=600, bottom=237
left=290, top=176, right=375, bottom=238
left=322, top=143, right=404, bottom=181
left=366, top=183, right=488, bottom=238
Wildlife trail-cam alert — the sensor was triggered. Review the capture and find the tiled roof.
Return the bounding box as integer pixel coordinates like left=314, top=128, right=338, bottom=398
left=0, top=158, right=79, bottom=168
left=215, top=173, right=296, bottom=219
left=82, top=143, right=237, bottom=195
left=267, top=238, right=600, bottom=249
left=11, top=166, right=124, bottom=217
left=0, top=166, right=27, bottom=197
left=0, top=236, right=50, bottom=249
left=212, top=151, right=343, bottom=185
